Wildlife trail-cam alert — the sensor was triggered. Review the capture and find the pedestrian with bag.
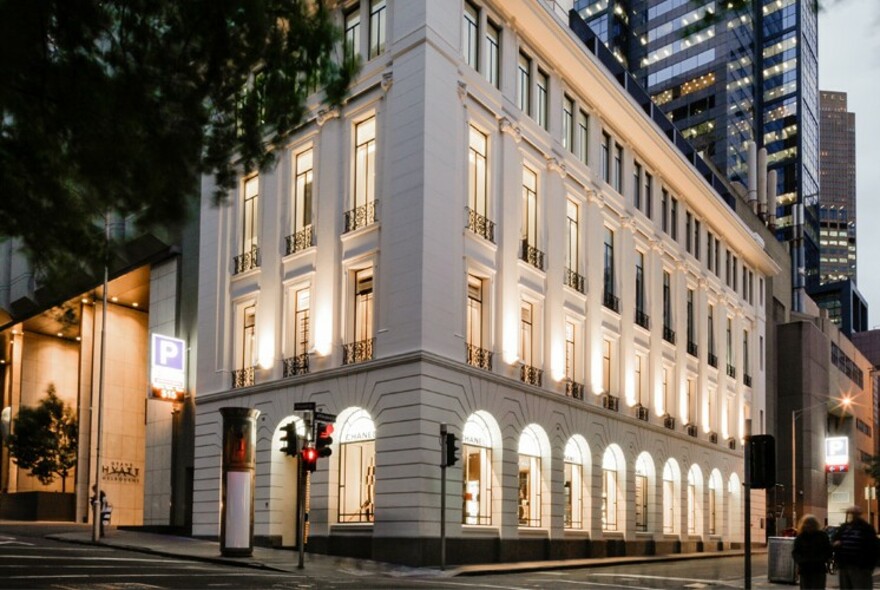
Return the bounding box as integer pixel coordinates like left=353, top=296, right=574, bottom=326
left=792, top=514, right=833, bottom=589
left=832, top=505, right=879, bottom=589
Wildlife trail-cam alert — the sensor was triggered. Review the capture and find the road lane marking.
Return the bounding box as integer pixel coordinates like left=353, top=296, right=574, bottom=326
left=0, top=555, right=192, bottom=563
left=402, top=578, right=532, bottom=590
left=587, top=573, right=740, bottom=588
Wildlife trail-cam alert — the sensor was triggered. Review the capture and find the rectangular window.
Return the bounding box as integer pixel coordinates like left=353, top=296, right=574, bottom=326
left=566, top=199, right=579, bottom=272
left=466, top=274, right=484, bottom=351
left=732, top=256, right=739, bottom=292
left=601, top=132, right=611, bottom=183
left=635, top=469, right=648, bottom=532
left=743, top=330, right=750, bottom=377
left=468, top=126, right=488, bottom=217
left=635, top=354, right=646, bottom=406
left=563, top=95, right=574, bottom=151
left=536, top=69, right=548, bottom=129
left=663, top=367, right=671, bottom=416
left=463, top=2, right=479, bottom=69
left=602, top=339, right=612, bottom=394
left=603, top=227, right=615, bottom=297
left=725, top=251, right=731, bottom=286
left=687, top=288, right=695, bottom=345
left=708, top=304, right=715, bottom=357
left=635, top=251, right=645, bottom=316
left=521, top=167, right=538, bottom=248
left=613, top=143, right=623, bottom=192
left=577, top=110, right=589, bottom=165
left=726, top=317, right=733, bottom=368
left=243, top=176, right=260, bottom=254
left=338, top=438, right=376, bottom=523
left=565, top=460, right=583, bottom=529
left=685, top=212, right=692, bottom=253
left=520, top=301, right=534, bottom=367
left=486, top=21, right=501, bottom=88
left=715, top=241, right=720, bottom=278
left=694, top=220, right=701, bottom=260
left=293, top=288, right=310, bottom=358
left=633, top=162, right=642, bottom=210
left=517, top=53, right=531, bottom=115
left=661, top=189, right=669, bottom=233
left=293, top=150, right=314, bottom=240
left=645, top=173, right=653, bottom=219
left=670, top=197, right=678, bottom=240
left=707, top=232, right=714, bottom=271
left=663, top=271, right=672, bottom=330
left=242, top=304, right=256, bottom=370
left=687, top=378, right=695, bottom=425
left=354, top=117, right=377, bottom=210
left=565, top=320, right=576, bottom=382
left=344, top=7, right=362, bottom=59
left=354, top=268, right=374, bottom=344
left=368, top=0, right=386, bottom=58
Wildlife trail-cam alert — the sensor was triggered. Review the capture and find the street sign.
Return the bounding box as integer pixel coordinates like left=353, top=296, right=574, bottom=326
left=294, top=402, right=316, bottom=411
left=150, top=334, right=186, bottom=402
left=314, top=411, right=337, bottom=423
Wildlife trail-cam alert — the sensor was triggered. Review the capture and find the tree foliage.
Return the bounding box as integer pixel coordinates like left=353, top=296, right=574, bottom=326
left=7, top=384, right=79, bottom=492
left=0, top=0, right=357, bottom=285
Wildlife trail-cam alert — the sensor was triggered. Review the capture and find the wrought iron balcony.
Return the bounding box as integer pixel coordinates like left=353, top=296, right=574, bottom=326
left=565, top=379, right=584, bottom=400
left=603, top=290, right=620, bottom=313
left=466, top=343, right=493, bottom=371
left=663, top=326, right=676, bottom=345
left=635, top=405, right=649, bottom=422
left=282, top=353, right=310, bottom=377
left=233, top=247, right=260, bottom=274
left=564, top=268, right=585, bottom=293
left=663, top=414, right=675, bottom=430
left=708, top=352, right=718, bottom=368
left=602, top=395, right=619, bottom=412
left=520, top=239, right=545, bottom=271
left=520, top=364, right=543, bottom=387
left=744, top=373, right=752, bottom=387
left=686, top=423, right=698, bottom=438
left=635, top=310, right=650, bottom=330
left=709, top=432, right=718, bottom=444
left=342, top=338, right=375, bottom=365
left=344, top=200, right=378, bottom=233
left=466, top=208, right=495, bottom=243
left=727, top=438, right=736, bottom=450
left=727, top=364, right=736, bottom=379
left=285, top=225, right=314, bottom=255
left=231, top=366, right=255, bottom=389
left=687, top=341, right=698, bottom=357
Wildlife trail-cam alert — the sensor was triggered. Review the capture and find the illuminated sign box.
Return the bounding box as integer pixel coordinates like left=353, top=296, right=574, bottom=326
left=150, top=334, right=186, bottom=402
left=825, top=436, right=849, bottom=473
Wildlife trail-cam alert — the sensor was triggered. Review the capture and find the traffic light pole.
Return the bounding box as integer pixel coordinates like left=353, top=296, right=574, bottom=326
left=744, top=418, right=752, bottom=590
left=298, top=412, right=312, bottom=570
left=439, top=423, right=447, bottom=571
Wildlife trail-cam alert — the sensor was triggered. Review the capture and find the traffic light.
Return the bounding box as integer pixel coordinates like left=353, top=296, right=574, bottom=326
left=301, top=446, right=318, bottom=472
left=315, top=422, right=334, bottom=458
left=748, top=434, right=776, bottom=489
left=280, top=422, right=299, bottom=457
left=444, top=432, right=460, bottom=467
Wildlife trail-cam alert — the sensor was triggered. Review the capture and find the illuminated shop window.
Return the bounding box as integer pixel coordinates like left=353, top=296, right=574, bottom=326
left=517, top=426, right=542, bottom=527
left=337, top=409, right=376, bottom=523
left=462, top=413, right=495, bottom=525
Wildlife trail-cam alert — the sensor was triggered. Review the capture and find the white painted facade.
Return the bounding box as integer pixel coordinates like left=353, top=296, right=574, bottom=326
left=193, top=0, right=778, bottom=565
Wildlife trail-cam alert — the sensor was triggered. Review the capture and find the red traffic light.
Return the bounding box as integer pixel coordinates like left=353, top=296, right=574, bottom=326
left=302, top=447, right=318, bottom=463
left=318, top=423, right=334, bottom=437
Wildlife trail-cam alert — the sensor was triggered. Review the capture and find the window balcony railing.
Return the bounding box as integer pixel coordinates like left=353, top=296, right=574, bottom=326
left=663, top=326, right=676, bottom=345
left=687, top=341, right=698, bottom=357
left=520, top=239, right=546, bottom=271
left=343, top=337, right=375, bottom=365
left=564, top=268, right=585, bottom=293
left=466, top=343, right=493, bottom=371
left=727, top=364, right=736, bottom=379
left=744, top=373, right=752, bottom=387
left=282, top=353, right=310, bottom=377
left=344, top=200, right=378, bottom=233
left=603, top=290, right=620, bottom=313
left=466, top=208, right=495, bottom=243
left=601, top=394, right=619, bottom=412
left=285, top=225, right=314, bottom=255
left=727, top=438, right=736, bottom=450
left=663, top=414, right=675, bottom=430
left=709, top=432, right=718, bottom=444
left=231, top=366, right=255, bottom=389
left=635, top=404, right=649, bottom=422
left=565, top=379, right=584, bottom=400
left=520, top=363, right=543, bottom=387
left=233, top=246, right=260, bottom=274
left=635, top=309, right=650, bottom=330
left=708, top=352, right=718, bottom=368
left=686, top=423, right=698, bottom=438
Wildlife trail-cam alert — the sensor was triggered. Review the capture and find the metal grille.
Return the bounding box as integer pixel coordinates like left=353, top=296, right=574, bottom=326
left=285, top=225, right=314, bottom=255
left=282, top=354, right=310, bottom=377
left=635, top=310, right=650, bottom=329
left=520, top=364, right=543, bottom=387
left=344, top=201, right=378, bottom=233
left=233, top=247, right=260, bottom=274
left=466, top=344, right=493, bottom=371
left=466, top=208, right=495, bottom=243
left=343, top=338, right=375, bottom=365
left=565, top=380, right=584, bottom=400
left=564, top=268, right=585, bottom=293
left=231, top=366, right=255, bottom=389
left=520, top=240, right=546, bottom=271
left=687, top=341, right=698, bottom=357
left=663, top=326, right=676, bottom=345
left=603, top=291, right=620, bottom=313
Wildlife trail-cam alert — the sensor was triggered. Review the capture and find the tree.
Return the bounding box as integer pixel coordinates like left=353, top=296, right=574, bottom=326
left=6, top=384, right=79, bottom=493
left=0, top=0, right=357, bottom=287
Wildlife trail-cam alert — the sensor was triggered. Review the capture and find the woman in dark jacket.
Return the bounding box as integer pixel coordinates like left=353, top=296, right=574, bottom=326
left=792, top=514, right=833, bottom=589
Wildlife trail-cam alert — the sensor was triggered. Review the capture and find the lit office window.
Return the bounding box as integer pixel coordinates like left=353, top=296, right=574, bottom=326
left=242, top=305, right=256, bottom=371
left=520, top=301, right=534, bottom=368
left=242, top=176, right=260, bottom=256
left=468, top=126, right=488, bottom=217
left=566, top=199, right=579, bottom=273
left=353, top=268, right=374, bottom=345
left=521, top=167, right=538, bottom=249
left=292, top=287, right=310, bottom=359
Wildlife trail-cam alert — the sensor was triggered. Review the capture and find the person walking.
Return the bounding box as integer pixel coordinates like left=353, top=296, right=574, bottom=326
left=792, top=514, right=833, bottom=589
left=832, top=505, right=879, bottom=589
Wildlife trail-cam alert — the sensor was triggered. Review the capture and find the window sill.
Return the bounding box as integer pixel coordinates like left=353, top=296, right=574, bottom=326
left=517, top=527, right=549, bottom=537
left=563, top=529, right=590, bottom=539
left=461, top=525, right=499, bottom=537
left=635, top=531, right=654, bottom=538
left=601, top=530, right=625, bottom=539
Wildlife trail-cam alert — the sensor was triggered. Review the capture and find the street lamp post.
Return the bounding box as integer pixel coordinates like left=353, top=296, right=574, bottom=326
left=791, top=396, right=852, bottom=529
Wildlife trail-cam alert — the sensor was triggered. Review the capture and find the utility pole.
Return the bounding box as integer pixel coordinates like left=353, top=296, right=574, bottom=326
left=92, top=212, right=109, bottom=543
left=439, top=423, right=447, bottom=571
left=298, top=411, right=312, bottom=570
left=744, top=418, right=752, bottom=590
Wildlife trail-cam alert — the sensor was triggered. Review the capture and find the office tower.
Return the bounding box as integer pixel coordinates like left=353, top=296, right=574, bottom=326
left=818, top=91, right=857, bottom=284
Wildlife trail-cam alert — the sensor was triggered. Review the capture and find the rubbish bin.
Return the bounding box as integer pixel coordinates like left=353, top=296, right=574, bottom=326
left=768, top=536, right=797, bottom=584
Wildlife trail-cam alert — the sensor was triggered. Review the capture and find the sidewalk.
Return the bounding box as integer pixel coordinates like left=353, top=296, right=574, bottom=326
left=47, top=527, right=766, bottom=579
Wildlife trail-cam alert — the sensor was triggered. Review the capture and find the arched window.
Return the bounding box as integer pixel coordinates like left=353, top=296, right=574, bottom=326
left=518, top=426, right=542, bottom=527
left=708, top=469, right=723, bottom=535
left=564, top=438, right=584, bottom=529
left=728, top=473, right=742, bottom=539
left=602, top=446, right=623, bottom=531
left=688, top=464, right=704, bottom=535
left=462, top=412, right=495, bottom=525
left=635, top=453, right=654, bottom=532
left=663, top=459, right=681, bottom=534
left=337, top=408, right=376, bottom=523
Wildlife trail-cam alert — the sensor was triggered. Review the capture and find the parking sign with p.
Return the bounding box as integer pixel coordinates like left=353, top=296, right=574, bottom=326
left=151, top=334, right=186, bottom=402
